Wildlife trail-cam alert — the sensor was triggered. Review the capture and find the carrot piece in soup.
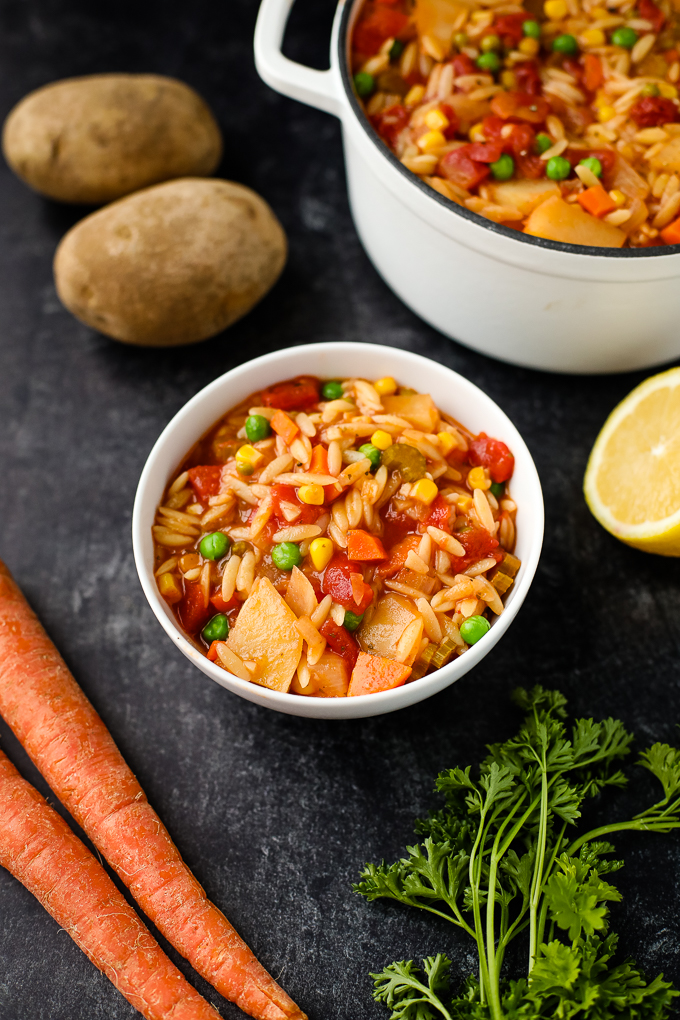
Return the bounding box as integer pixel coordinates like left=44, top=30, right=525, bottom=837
left=377, top=534, right=421, bottom=577
left=207, top=640, right=220, bottom=661
left=583, top=54, right=603, bottom=92
left=270, top=409, right=300, bottom=447
left=660, top=216, right=680, bottom=244
left=187, top=465, right=221, bottom=501
left=347, top=530, right=388, bottom=561
left=577, top=185, right=617, bottom=218
left=261, top=376, right=319, bottom=411
left=348, top=652, right=411, bottom=696
left=490, top=91, right=550, bottom=124
left=320, top=619, right=360, bottom=670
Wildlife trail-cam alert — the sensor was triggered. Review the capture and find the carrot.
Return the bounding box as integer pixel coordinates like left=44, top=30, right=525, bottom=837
left=346, top=529, right=387, bottom=561
left=310, top=445, right=342, bottom=501
left=376, top=534, right=421, bottom=577
left=270, top=409, right=299, bottom=447
left=0, top=560, right=306, bottom=1020
left=0, top=747, right=222, bottom=1020
left=660, top=215, right=680, bottom=245
left=577, top=185, right=617, bottom=218
left=583, top=53, right=603, bottom=92
left=347, top=652, right=411, bottom=696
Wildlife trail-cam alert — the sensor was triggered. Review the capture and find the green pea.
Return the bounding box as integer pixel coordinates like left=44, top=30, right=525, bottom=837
left=481, top=33, right=501, bottom=52
left=476, top=51, right=501, bottom=73
left=245, top=414, right=271, bottom=443
left=237, top=461, right=254, bottom=476
left=611, top=26, right=637, bottom=48
left=579, top=156, right=602, bottom=178
left=202, top=614, right=229, bottom=643
left=358, top=443, right=382, bottom=471
left=199, top=532, right=230, bottom=560
left=546, top=155, right=571, bottom=180
left=354, top=72, right=375, bottom=98
left=523, top=19, right=541, bottom=39
left=272, top=542, right=302, bottom=571
left=460, top=615, right=491, bottom=645
left=490, top=153, right=514, bottom=181
left=490, top=481, right=505, bottom=498
left=553, top=33, right=578, bottom=55
left=343, top=610, right=364, bottom=632
left=389, top=39, right=404, bottom=60
left=535, top=133, right=552, bottom=154
left=641, top=82, right=660, bottom=97
left=321, top=380, right=344, bottom=400
left=454, top=31, right=468, bottom=48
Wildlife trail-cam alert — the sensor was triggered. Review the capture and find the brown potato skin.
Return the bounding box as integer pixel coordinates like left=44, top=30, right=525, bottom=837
left=53, top=178, right=287, bottom=346
left=2, top=74, right=223, bottom=204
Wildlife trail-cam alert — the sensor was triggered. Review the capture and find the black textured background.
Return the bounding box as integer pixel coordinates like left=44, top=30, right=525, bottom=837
left=1, top=1, right=679, bottom=1018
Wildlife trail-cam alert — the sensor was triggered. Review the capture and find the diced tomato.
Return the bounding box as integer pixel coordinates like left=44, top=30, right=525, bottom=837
left=439, top=146, right=490, bottom=190
left=373, top=103, right=410, bottom=147
left=583, top=54, right=603, bottom=93
left=207, top=641, right=220, bottom=662
left=321, top=553, right=374, bottom=613
left=563, top=147, right=616, bottom=175
left=450, top=526, right=500, bottom=572
left=630, top=96, right=678, bottom=128
left=440, top=103, right=460, bottom=139
left=466, top=141, right=504, bottom=163
left=504, top=123, right=545, bottom=178
left=491, top=91, right=550, bottom=124
left=514, top=61, right=542, bottom=97
left=261, top=376, right=319, bottom=411
left=493, top=13, right=524, bottom=47
left=353, top=4, right=409, bottom=55
left=451, top=53, right=476, bottom=77
left=210, top=591, right=238, bottom=614
left=420, top=494, right=452, bottom=534
left=377, top=533, right=421, bottom=577
left=178, top=580, right=211, bottom=635
left=468, top=433, right=515, bottom=483
left=320, top=619, right=360, bottom=670
left=665, top=48, right=680, bottom=63
left=270, top=484, right=320, bottom=527
left=639, top=0, right=665, bottom=32
left=188, top=465, right=222, bottom=502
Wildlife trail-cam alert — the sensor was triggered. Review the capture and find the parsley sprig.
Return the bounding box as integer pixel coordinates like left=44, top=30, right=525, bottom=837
left=355, top=687, right=680, bottom=1020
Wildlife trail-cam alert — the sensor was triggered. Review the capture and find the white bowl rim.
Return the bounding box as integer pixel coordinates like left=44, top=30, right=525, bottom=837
left=132, top=342, right=544, bottom=718
left=336, top=0, right=680, bottom=262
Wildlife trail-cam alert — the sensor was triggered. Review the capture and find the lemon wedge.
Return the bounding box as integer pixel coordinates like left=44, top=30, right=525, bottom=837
left=584, top=367, right=680, bottom=556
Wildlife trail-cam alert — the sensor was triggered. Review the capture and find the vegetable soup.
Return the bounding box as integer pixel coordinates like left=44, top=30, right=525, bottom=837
left=351, top=0, right=680, bottom=248
left=153, top=375, right=520, bottom=697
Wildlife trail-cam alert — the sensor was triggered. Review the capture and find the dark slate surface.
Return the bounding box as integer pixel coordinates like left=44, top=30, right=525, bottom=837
left=1, top=1, right=679, bottom=1018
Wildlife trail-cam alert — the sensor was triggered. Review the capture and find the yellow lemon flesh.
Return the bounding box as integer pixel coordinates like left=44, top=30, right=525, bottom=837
left=584, top=367, right=680, bottom=555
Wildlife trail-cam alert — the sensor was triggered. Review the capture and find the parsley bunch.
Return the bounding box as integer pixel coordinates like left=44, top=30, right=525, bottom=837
left=355, top=687, right=680, bottom=1019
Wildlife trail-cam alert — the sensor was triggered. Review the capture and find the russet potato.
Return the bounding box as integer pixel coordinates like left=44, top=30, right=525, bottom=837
left=53, top=178, right=287, bottom=346
left=2, top=73, right=222, bottom=204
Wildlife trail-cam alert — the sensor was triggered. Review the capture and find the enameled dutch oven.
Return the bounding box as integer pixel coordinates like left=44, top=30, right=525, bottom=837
left=254, top=0, right=680, bottom=374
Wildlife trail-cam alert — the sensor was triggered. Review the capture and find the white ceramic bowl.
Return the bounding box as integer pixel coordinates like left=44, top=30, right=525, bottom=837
left=132, top=343, right=544, bottom=718
left=254, top=0, right=680, bottom=375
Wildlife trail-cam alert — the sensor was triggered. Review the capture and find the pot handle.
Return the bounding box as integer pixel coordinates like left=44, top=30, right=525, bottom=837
left=254, top=0, right=342, bottom=117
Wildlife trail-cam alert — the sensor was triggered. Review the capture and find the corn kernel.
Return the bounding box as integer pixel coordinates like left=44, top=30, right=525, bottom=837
left=518, top=36, right=540, bottom=55
left=590, top=6, right=608, bottom=17
left=417, top=129, right=447, bottom=152
left=500, top=70, right=517, bottom=89
left=457, top=494, right=473, bottom=512
left=158, top=572, right=182, bottom=604
left=544, top=0, right=567, bottom=19
left=609, top=189, right=626, bottom=206
left=374, top=376, right=398, bottom=396
left=298, top=484, right=325, bottom=505
left=371, top=429, right=393, bottom=450
left=581, top=27, right=606, bottom=46
left=469, top=121, right=486, bottom=142
left=411, top=478, right=439, bottom=504
left=405, top=84, right=425, bottom=107
left=236, top=444, right=264, bottom=469
left=424, top=108, right=450, bottom=131
left=437, top=431, right=457, bottom=456
left=309, top=537, right=334, bottom=572
left=467, top=466, right=491, bottom=490
left=658, top=82, right=678, bottom=99
left=597, top=105, right=616, bottom=122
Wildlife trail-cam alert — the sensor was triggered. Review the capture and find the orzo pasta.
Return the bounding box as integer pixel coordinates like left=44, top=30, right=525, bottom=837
left=153, top=374, right=519, bottom=697
left=351, top=0, right=680, bottom=247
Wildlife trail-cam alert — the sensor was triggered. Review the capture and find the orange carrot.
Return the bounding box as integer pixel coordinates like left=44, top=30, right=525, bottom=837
left=347, top=652, right=411, bottom=696
left=376, top=534, right=421, bottom=577
left=577, top=185, right=617, bottom=218
left=0, top=561, right=306, bottom=1020
left=0, top=747, right=222, bottom=1020
left=583, top=53, right=603, bottom=92
left=661, top=216, right=680, bottom=245
left=270, top=410, right=299, bottom=447
left=347, top=529, right=387, bottom=561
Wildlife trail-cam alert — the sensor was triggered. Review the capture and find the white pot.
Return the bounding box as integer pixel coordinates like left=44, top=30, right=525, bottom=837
left=254, top=0, right=680, bottom=374
left=132, top=343, right=544, bottom=719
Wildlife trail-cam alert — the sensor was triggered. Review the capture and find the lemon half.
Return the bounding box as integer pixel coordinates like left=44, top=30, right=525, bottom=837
left=584, top=367, right=680, bottom=556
